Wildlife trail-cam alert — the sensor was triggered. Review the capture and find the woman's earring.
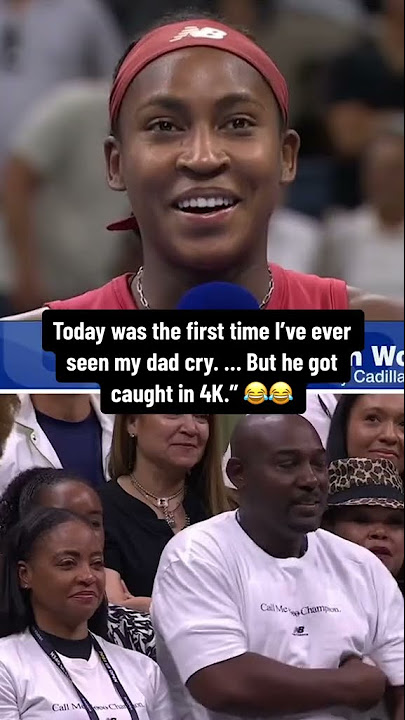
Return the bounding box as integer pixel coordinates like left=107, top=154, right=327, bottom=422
left=129, top=433, right=135, bottom=438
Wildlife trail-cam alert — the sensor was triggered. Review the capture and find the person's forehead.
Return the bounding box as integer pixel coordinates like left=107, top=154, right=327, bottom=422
left=125, top=46, right=276, bottom=109
left=354, top=394, right=404, bottom=414
left=343, top=505, right=402, bottom=518
left=36, top=520, right=94, bottom=551
left=42, top=481, right=94, bottom=503
left=251, top=417, right=322, bottom=452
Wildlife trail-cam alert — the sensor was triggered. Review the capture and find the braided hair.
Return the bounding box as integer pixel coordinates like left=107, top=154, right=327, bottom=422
left=0, top=467, right=93, bottom=548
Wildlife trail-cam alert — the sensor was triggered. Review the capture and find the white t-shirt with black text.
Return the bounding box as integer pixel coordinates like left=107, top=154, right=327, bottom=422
left=0, top=631, right=174, bottom=719
left=152, top=512, right=404, bottom=720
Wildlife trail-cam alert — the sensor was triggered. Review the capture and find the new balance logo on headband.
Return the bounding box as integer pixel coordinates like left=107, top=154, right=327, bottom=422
left=170, top=26, right=228, bottom=42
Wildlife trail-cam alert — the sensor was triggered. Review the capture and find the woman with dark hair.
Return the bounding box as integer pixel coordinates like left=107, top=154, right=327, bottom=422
left=0, top=507, right=174, bottom=718
left=4, top=10, right=402, bottom=320
left=323, top=456, right=405, bottom=717
left=102, top=413, right=230, bottom=611
left=0, top=467, right=156, bottom=658
left=326, top=393, right=404, bottom=474
left=325, top=457, right=404, bottom=579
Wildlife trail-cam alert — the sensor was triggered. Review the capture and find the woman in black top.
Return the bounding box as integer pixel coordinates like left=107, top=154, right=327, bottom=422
left=101, top=413, right=230, bottom=611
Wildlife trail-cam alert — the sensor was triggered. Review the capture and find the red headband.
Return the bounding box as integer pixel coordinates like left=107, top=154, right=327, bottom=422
left=108, top=19, right=289, bottom=232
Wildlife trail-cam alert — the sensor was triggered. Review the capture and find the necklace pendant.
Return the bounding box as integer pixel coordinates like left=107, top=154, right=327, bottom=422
left=157, top=497, right=169, bottom=509
left=166, top=512, right=176, bottom=529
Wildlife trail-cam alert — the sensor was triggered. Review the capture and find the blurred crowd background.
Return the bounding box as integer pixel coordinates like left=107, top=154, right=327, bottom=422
left=0, top=0, right=403, bottom=317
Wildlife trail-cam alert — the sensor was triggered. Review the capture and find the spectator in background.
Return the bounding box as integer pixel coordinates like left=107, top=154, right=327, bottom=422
left=0, top=394, right=114, bottom=495
left=363, top=0, right=384, bottom=11
left=261, top=0, right=365, bottom=125
left=2, top=81, right=135, bottom=306
left=325, top=123, right=404, bottom=298
left=267, top=191, right=323, bottom=274
left=325, top=457, right=404, bottom=578
left=326, top=393, right=404, bottom=475
left=103, top=0, right=218, bottom=38
left=0, top=395, right=19, bottom=456
left=0, top=0, right=123, bottom=313
left=326, top=0, right=404, bottom=207
left=221, top=1, right=365, bottom=218
left=102, top=413, right=229, bottom=612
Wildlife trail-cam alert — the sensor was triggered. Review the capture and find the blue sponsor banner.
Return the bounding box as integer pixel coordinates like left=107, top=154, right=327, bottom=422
left=309, top=322, right=404, bottom=391
left=0, top=321, right=403, bottom=391
left=0, top=322, right=97, bottom=390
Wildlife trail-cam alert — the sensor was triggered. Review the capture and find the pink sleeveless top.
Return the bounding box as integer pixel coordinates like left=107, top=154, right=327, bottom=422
left=47, top=264, right=349, bottom=310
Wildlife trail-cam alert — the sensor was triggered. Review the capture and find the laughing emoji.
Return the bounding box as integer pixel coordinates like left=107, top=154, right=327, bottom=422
left=244, top=382, right=268, bottom=405
left=269, top=382, right=293, bottom=405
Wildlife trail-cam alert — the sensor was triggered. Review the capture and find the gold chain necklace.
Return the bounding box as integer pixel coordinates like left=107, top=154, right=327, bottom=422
left=134, top=266, right=274, bottom=309
left=130, top=475, right=190, bottom=531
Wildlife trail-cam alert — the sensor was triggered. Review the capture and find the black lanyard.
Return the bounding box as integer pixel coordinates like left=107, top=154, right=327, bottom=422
left=30, top=626, right=140, bottom=720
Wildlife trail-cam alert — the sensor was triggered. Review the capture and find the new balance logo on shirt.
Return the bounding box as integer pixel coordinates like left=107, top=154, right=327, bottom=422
left=170, top=26, right=228, bottom=42
left=293, top=626, right=308, bottom=636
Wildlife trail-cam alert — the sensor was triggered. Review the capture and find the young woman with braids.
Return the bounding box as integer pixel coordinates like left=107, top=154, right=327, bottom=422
left=3, top=10, right=402, bottom=320
left=0, top=467, right=156, bottom=659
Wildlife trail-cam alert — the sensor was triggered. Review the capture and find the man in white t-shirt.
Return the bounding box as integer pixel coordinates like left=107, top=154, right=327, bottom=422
left=152, top=414, right=404, bottom=720
left=325, top=124, right=404, bottom=300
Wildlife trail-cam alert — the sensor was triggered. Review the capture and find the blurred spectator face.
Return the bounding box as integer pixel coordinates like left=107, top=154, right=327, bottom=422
left=39, top=480, right=104, bottom=543
left=330, top=505, right=404, bottom=576
left=385, top=0, right=404, bottom=19
left=347, top=395, right=404, bottom=473
left=127, top=414, right=210, bottom=470
left=363, top=134, right=404, bottom=217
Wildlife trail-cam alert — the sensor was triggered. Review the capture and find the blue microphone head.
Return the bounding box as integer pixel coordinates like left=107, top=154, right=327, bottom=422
left=176, top=282, right=260, bottom=310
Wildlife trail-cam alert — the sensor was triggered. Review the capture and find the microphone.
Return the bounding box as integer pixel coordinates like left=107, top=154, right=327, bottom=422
left=176, top=282, right=260, bottom=310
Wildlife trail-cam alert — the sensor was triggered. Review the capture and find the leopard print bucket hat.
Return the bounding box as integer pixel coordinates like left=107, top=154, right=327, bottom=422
left=328, top=458, right=404, bottom=510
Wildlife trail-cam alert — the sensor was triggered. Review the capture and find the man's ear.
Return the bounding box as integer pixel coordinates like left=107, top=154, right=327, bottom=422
left=226, top=457, right=245, bottom=491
